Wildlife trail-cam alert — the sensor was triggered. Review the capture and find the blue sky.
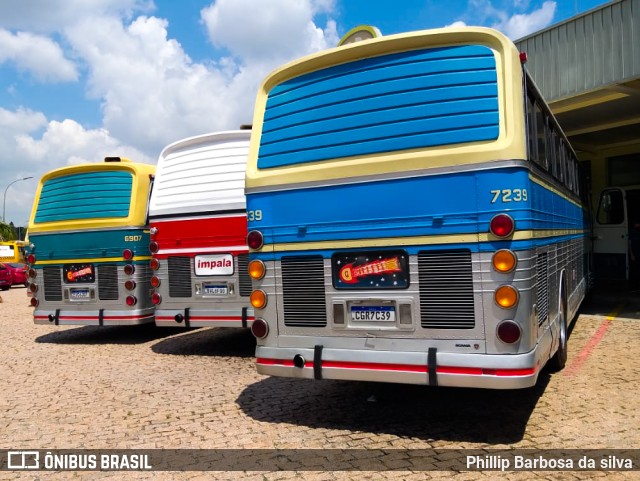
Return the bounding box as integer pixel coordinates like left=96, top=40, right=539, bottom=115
left=0, top=0, right=612, bottom=226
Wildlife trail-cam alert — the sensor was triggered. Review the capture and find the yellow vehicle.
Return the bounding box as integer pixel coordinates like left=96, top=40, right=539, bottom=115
left=27, top=157, right=156, bottom=325
left=0, top=240, right=28, bottom=263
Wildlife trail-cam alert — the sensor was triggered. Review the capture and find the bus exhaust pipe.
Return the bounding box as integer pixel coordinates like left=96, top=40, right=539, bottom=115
left=293, top=354, right=305, bottom=368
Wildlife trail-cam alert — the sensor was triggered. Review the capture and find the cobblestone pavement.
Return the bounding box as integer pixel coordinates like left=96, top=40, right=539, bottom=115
left=0, top=285, right=638, bottom=480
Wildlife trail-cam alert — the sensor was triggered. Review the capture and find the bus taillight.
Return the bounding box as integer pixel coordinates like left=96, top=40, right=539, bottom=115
left=150, top=276, right=161, bottom=288
left=125, top=295, right=137, bottom=306
left=490, top=214, right=515, bottom=238
left=492, top=250, right=517, bottom=273
left=494, top=285, right=519, bottom=309
left=28, top=268, right=36, bottom=278
left=123, top=249, right=134, bottom=260
left=123, top=264, right=135, bottom=275
left=29, top=283, right=38, bottom=293
left=30, top=297, right=39, bottom=307
left=151, top=292, right=162, bottom=305
left=248, top=260, right=266, bottom=280
left=250, top=290, right=267, bottom=309
left=27, top=254, right=36, bottom=264
left=497, top=320, right=521, bottom=344
left=251, top=318, right=269, bottom=339
left=247, top=230, right=264, bottom=250
left=124, top=280, right=136, bottom=291
left=150, top=258, right=159, bottom=270
left=149, top=241, right=159, bottom=254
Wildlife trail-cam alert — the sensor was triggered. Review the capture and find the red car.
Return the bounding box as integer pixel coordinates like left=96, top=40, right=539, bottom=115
left=0, top=263, right=11, bottom=290
left=5, top=262, right=28, bottom=287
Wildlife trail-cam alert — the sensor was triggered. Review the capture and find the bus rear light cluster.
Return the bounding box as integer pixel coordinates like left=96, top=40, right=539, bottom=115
left=494, top=285, right=519, bottom=309
left=149, top=241, right=159, bottom=254
left=27, top=254, right=36, bottom=264
left=490, top=214, right=515, bottom=238
left=247, top=230, right=264, bottom=250
left=124, top=280, right=136, bottom=291
left=151, top=292, right=162, bottom=305
left=497, top=320, right=521, bottom=344
left=248, top=260, right=266, bottom=280
left=125, top=295, right=137, bottom=306
left=150, top=258, right=160, bottom=270
left=30, top=297, right=39, bottom=307
left=123, top=249, right=134, bottom=260
left=251, top=318, right=269, bottom=339
left=123, top=264, right=135, bottom=275
left=150, top=276, right=161, bottom=288
left=492, top=250, right=517, bottom=273
left=250, top=290, right=267, bottom=309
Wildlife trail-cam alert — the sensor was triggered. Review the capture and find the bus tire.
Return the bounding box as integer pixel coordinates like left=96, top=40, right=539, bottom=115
left=549, top=289, right=568, bottom=371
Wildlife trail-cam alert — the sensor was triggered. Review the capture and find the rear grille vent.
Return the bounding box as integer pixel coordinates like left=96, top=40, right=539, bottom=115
left=237, top=254, right=251, bottom=297
left=43, top=267, right=62, bottom=301
left=282, top=256, right=327, bottom=327
left=168, top=256, right=192, bottom=298
left=418, top=250, right=475, bottom=329
left=536, top=253, right=549, bottom=325
left=97, top=264, right=119, bottom=300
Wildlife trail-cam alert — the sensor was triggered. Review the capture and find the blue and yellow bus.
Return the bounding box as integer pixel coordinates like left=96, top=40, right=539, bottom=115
left=27, top=157, right=156, bottom=326
left=245, top=27, right=590, bottom=389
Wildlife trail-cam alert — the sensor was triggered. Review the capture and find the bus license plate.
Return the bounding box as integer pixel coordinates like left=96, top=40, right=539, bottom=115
left=70, top=288, right=91, bottom=300
left=351, top=306, right=395, bottom=322
left=203, top=284, right=228, bottom=295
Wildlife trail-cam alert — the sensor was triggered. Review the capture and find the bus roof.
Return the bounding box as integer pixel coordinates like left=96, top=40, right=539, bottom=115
left=149, top=130, right=251, bottom=218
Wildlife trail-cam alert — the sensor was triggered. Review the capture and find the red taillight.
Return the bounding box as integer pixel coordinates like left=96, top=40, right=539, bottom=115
left=251, top=318, right=269, bottom=339
left=125, top=295, right=137, bottom=306
left=27, top=254, right=36, bottom=264
left=151, top=293, right=162, bottom=305
left=247, top=230, right=264, bottom=250
left=30, top=297, right=39, bottom=307
left=149, top=241, right=159, bottom=254
left=123, top=249, right=134, bottom=260
left=490, top=214, right=515, bottom=238
left=150, top=276, right=160, bottom=288
left=497, top=320, right=521, bottom=344
left=123, top=264, right=135, bottom=275
left=29, top=283, right=38, bottom=293
left=124, top=280, right=136, bottom=291
left=519, top=51, right=528, bottom=63
left=150, top=258, right=159, bottom=270
left=28, top=268, right=36, bottom=278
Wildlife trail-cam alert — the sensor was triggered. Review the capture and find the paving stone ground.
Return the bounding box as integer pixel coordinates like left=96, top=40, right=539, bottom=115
left=0, top=285, right=638, bottom=480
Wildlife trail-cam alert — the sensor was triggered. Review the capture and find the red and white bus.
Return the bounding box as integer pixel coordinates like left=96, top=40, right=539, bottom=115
left=148, top=130, right=254, bottom=328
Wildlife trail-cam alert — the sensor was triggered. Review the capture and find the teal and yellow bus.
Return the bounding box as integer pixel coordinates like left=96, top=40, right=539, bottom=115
left=27, top=157, right=156, bottom=325
left=245, top=27, right=590, bottom=389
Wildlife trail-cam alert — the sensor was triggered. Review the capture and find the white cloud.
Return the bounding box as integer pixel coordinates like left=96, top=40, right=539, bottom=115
left=0, top=29, right=78, bottom=82
left=445, top=21, right=469, bottom=28
left=493, top=0, right=556, bottom=39
left=0, top=109, right=152, bottom=225
left=201, top=0, right=339, bottom=65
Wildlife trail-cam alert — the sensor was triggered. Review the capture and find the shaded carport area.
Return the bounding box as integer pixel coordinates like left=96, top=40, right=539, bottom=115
left=516, top=0, right=640, bottom=292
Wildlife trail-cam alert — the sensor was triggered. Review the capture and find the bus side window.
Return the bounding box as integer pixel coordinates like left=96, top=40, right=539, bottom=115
left=534, top=102, right=547, bottom=170
left=597, top=190, right=624, bottom=225
left=526, top=93, right=537, bottom=162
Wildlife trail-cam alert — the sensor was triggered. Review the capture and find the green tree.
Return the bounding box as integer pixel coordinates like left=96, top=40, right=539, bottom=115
left=0, top=222, right=16, bottom=241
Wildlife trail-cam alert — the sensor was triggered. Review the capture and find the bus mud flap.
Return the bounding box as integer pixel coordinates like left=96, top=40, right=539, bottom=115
left=54, top=309, right=60, bottom=326
left=313, top=345, right=323, bottom=380
left=98, top=309, right=104, bottom=326
left=184, top=308, right=190, bottom=328
left=241, top=307, right=248, bottom=328
left=428, top=347, right=438, bottom=386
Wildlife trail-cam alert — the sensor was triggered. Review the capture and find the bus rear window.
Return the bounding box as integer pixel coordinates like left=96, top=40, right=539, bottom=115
left=34, top=171, right=133, bottom=223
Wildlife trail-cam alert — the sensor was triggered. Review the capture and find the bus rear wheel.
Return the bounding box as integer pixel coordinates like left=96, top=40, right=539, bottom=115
left=549, top=291, right=568, bottom=371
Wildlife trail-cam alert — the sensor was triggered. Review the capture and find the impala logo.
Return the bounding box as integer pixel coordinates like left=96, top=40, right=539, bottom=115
left=194, top=254, right=234, bottom=276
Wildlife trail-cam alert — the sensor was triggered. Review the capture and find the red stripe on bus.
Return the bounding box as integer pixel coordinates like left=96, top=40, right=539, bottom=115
left=156, top=316, right=254, bottom=321
left=150, top=216, right=248, bottom=255
left=256, top=359, right=536, bottom=377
